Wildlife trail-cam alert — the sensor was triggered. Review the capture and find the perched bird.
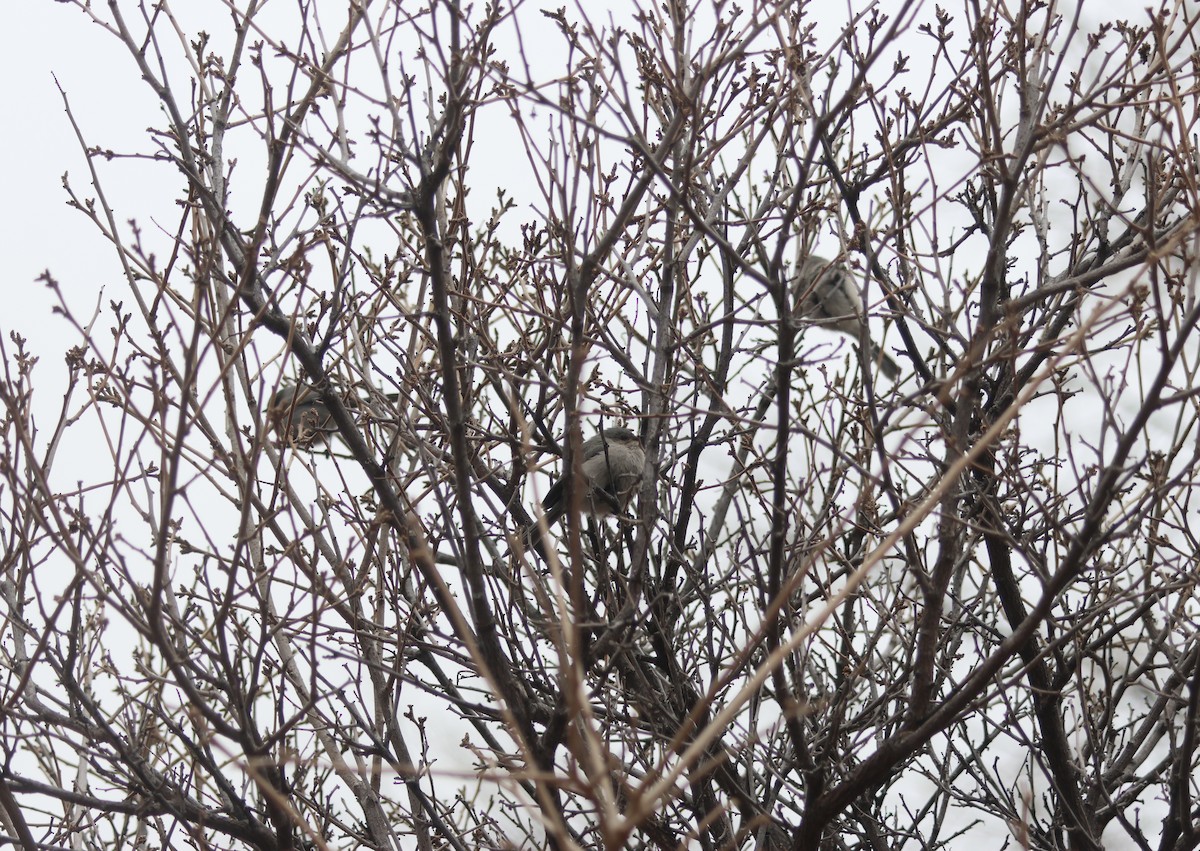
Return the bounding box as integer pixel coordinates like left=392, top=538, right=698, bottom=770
left=267, top=383, right=338, bottom=449
left=792, top=254, right=900, bottom=379
left=539, top=427, right=645, bottom=529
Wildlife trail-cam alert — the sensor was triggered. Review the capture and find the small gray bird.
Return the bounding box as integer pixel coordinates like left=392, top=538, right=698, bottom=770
left=792, top=254, right=900, bottom=379
left=539, top=427, right=645, bottom=528
left=268, top=383, right=338, bottom=448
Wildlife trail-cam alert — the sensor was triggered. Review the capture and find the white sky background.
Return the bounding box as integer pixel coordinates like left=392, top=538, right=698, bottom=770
left=5, top=5, right=144, bottom=367
left=2, top=1, right=1195, bottom=849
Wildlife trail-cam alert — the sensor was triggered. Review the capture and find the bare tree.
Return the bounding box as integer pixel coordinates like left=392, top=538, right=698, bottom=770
left=4, top=0, right=1200, bottom=849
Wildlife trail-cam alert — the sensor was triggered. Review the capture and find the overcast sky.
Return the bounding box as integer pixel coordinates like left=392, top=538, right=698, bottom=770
left=2, top=5, right=1183, bottom=847
left=6, top=6, right=153, bottom=399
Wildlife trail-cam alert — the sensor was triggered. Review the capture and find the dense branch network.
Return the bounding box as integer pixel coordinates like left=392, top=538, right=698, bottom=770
left=1, top=1, right=1199, bottom=850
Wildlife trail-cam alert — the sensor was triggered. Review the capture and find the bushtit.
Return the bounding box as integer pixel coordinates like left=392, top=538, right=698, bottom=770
left=269, top=382, right=411, bottom=451
left=268, top=383, right=338, bottom=448
left=539, top=427, right=645, bottom=528
left=792, top=254, right=900, bottom=379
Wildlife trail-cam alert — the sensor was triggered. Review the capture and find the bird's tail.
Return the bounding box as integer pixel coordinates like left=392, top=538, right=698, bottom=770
left=870, top=344, right=901, bottom=380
